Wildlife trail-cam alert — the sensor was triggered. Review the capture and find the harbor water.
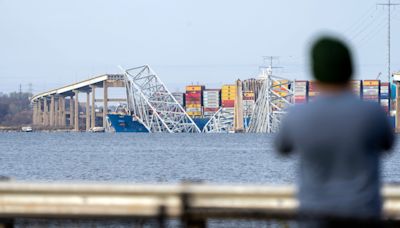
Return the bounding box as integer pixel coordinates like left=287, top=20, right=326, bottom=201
left=1, top=133, right=400, bottom=227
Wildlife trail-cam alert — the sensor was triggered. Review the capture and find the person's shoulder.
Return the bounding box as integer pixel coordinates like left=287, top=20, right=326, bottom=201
left=358, top=99, right=385, bottom=112
left=287, top=103, right=307, bottom=113
left=285, top=103, right=310, bottom=120
left=355, top=99, right=388, bottom=122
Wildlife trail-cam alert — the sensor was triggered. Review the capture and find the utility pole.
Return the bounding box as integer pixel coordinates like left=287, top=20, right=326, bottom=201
left=377, top=0, right=399, bottom=83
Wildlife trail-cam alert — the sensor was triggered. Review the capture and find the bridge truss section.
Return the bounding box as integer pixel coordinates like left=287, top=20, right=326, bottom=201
left=202, top=108, right=235, bottom=133
left=247, top=70, right=294, bottom=133
left=122, top=65, right=201, bottom=133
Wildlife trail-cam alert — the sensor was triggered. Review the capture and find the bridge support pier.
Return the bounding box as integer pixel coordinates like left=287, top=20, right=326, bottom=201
left=103, top=81, right=108, bottom=128
left=86, top=92, right=90, bottom=131
left=32, top=102, right=37, bottom=126
left=38, top=100, right=42, bottom=125
left=50, top=95, right=55, bottom=127
left=69, top=96, right=74, bottom=128
left=59, top=97, right=65, bottom=128
left=74, top=90, right=79, bottom=131
left=55, top=98, right=59, bottom=127
left=91, top=85, right=96, bottom=129
left=43, top=98, right=49, bottom=126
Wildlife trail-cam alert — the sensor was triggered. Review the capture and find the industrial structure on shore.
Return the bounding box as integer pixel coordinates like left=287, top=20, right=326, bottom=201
left=30, top=65, right=400, bottom=133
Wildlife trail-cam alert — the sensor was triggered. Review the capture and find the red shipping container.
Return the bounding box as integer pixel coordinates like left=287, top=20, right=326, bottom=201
left=186, top=93, right=201, bottom=98
left=222, top=100, right=235, bottom=107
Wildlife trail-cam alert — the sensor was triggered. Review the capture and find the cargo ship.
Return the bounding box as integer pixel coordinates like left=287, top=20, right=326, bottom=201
left=107, top=114, right=149, bottom=133
left=107, top=114, right=209, bottom=133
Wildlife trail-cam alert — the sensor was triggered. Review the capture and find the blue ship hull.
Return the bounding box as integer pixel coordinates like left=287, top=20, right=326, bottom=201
left=107, top=114, right=210, bottom=132
left=107, top=114, right=149, bottom=133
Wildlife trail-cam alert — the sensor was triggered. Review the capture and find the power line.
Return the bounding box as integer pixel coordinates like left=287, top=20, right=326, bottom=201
left=357, top=16, right=387, bottom=49
left=343, top=6, right=376, bottom=32
left=349, top=10, right=383, bottom=41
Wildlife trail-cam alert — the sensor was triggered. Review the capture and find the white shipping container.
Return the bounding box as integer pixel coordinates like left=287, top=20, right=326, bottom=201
left=204, top=105, right=220, bottom=109
left=363, top=89, right=379, bottom=95
left=203, top=91, right=220, bottom=108
left=204, top=103, right=219, bottom=106
left=204, top=98, right=219, bottom=102
left=294, top=83, right=307, bottom=96
left=203, top=91, right=220, bottom=95
left=204, top=101, right=219, bottom=104
left=204, top=97, right=219, bottom=101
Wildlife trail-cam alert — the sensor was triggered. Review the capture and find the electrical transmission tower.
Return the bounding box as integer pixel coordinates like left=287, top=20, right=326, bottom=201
left=378, top=0, right=399, bottom=83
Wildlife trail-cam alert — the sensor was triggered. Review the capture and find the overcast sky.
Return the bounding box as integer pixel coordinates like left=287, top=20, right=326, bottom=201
left=0, top=0, right=399, bottom=94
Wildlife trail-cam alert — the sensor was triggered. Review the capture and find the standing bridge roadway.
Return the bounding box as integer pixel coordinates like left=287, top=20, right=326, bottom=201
left=31, top=74, right=126, bottom=131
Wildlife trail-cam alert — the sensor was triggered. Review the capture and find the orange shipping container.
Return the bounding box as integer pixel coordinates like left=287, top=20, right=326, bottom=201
left=186, top=104, right=201, bottom=108
left=363, top=80, right=380, bottom=86
left=186, top=85, right=203, bottom=92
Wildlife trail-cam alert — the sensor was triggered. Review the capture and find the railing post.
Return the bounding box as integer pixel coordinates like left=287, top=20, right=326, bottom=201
left=0, top=219, right=14, bottom=228
left=181, top=192, right=206, bottom=228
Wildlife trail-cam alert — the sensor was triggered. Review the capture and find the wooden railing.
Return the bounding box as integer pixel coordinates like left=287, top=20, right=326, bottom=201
left=0, top=182, right=400, bottom=227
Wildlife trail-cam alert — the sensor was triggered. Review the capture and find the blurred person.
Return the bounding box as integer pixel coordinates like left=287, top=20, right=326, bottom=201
left=275, top=36, right=394, bottom=227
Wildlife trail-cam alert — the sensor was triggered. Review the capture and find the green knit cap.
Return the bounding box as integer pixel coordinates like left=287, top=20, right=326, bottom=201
left=311, top=37, right=353, bottom=84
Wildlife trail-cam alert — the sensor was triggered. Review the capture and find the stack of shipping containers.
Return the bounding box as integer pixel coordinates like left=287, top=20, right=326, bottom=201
left=203, top=89, right=221, bottom=117
left=172, top=92, right=185, bottom=107
left=242, top=78, right=264, bottom=101
left=294, top=81, right=308, bottom=104
left=363, top=80, right=380, bottom=103
left=185, top=85, right=204, bottom=117
left=308, top=81, right=319, bottom=102
left=243, top=91, right=255, bottom=117
left=350, top=80, right=362, bottom=98
left=380, top=82, right=390, bottom=114
left=221, top=85, right=237, bottom=110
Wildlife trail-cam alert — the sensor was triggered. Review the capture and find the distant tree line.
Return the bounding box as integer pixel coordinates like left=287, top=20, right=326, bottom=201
left=0, top=92, right=32, bottom=126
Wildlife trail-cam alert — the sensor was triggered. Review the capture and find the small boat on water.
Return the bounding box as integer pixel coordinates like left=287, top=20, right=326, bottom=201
left=89, top=127, right=105, bottom=133
left=21, top=126, right=33, bottom=132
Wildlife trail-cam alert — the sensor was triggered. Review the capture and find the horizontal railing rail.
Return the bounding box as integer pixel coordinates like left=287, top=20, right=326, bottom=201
left=0, top=182, right=400, bottom=226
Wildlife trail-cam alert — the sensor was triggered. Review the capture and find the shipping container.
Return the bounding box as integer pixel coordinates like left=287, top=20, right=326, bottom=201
left=294, top=80, right=308, bottom=104
left=186, top=85, right=204, bottom=92
left=186, top=104, right=201, bottom=108
left=350, top=80, right=362, bottom=97
left=362, top=80, right=380, bottom=102
left=380, top=82, right=390, bottom=99
left=221, top=84, right=237, bottom=108
left=307, top=81, right=320, bottom=102
left=187, top=111, right=202, bottom=117
left=363, top=80, right=379, bottom=86
left=243, top=91, right=255, bottom=101
left=203, top=89, right=221, bottom=108
left=203, top=107, right=220, bottom=117
left=222, top=100, right=235, bottom=108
